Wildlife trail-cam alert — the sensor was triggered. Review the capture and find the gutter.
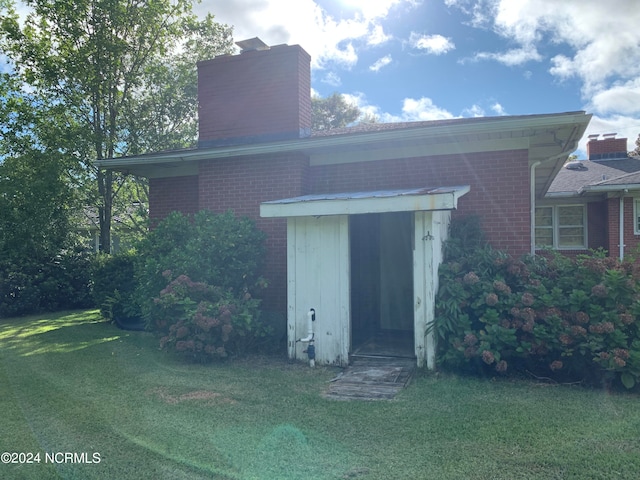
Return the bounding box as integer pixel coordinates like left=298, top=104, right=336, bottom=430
left=530, top=161, right=541, bottom=256
left=620, top=195, right=625, bottom=260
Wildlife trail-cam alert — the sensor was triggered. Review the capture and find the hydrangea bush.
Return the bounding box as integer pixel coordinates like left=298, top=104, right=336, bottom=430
left=435, top=217, right=640, bottom=390
left=133, top=210, right=274, bottom=360
left=152, top=272, right=269, bottom=362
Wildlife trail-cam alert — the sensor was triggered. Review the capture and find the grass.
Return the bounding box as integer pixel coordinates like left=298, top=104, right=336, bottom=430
left=1, top=310, right=640, bottom=479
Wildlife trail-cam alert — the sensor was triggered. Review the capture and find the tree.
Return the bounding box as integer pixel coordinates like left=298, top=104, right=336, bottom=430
left=312, top=92, right=362, bottom=131
left=0, top=151, right=74, bottom=260
left=0, top=0, right=234, bottom=252
left=629, top=134, right=640, bottom=157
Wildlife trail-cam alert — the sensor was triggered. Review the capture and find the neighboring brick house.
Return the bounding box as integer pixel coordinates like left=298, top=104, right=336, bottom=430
left=541, top=134, right=640, bottom=259
left=99, top=40, right=590, bottom=367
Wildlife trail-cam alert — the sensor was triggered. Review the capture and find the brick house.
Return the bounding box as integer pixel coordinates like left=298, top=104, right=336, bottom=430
left=99, top=40, right=590, bottom=368
left=541, top=134, right=640, bottom=259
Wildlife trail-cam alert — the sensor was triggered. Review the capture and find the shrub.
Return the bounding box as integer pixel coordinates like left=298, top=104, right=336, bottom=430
left=0, top=247, right=94, bottom=317
left=151, top=273, right=271, bottom=362
left=435, top=219, right=640, bottom=390
left=92, top=251, right=141, bottom=322
left=128, top=209, right=273, bottom=359
left=135, top=210, right=266, bottom=324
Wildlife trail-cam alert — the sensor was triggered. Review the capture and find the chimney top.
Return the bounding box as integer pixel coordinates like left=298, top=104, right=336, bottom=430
left=586, top=133, right=628, bottom=161
left=235, top=37, right=270, bottom=53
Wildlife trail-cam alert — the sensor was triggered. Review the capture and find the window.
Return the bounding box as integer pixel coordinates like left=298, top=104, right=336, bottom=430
left=634, top=199, right=640, bottom=235
left=535, top=205, right=586, bottom=249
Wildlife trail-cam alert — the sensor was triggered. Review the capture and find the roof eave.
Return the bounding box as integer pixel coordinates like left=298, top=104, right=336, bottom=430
left=583, top=184, right=640, bottom=193
left=96, top=111, right=591, bottom=177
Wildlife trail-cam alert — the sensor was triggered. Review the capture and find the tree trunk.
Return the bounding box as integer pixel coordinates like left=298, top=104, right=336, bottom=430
left=97, top=168, right=113, bottom=253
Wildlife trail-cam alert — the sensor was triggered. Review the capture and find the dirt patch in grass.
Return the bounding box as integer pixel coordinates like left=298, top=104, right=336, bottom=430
left=147, top=387, right=237, bottom=405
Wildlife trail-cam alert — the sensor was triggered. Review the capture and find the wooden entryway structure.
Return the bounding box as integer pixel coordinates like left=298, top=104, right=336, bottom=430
left=260, top=186, right=469, bottom=369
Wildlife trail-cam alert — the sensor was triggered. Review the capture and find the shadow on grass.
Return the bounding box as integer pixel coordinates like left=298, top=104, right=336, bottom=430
left=0, top=310, right=123, bottom=357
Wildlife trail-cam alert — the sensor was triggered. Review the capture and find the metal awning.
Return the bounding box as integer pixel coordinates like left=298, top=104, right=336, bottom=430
left=260, top=186, right=470, bottom=218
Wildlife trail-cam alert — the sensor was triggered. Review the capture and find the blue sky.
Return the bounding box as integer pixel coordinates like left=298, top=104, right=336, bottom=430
left=201, top=0, right=640, bottom=157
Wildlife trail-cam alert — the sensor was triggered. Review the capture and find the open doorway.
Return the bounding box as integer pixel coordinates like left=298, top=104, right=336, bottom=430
left=350, top=212, right=414, bottom=358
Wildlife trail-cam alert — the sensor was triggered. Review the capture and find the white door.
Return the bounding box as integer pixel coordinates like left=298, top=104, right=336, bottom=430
left=287, top=215, right=350, bottom=366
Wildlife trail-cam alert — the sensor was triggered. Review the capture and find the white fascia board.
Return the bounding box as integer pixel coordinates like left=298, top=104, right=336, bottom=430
left=583, top=184, right=640, bottom=193
left=260, top=186, right=470, bottom=218
left=97, top=112, right=590, bottom=171
left=543, top=191, right=581, bottom=199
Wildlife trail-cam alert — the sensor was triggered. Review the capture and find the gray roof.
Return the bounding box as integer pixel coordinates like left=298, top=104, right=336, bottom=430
left=547, top=156, right=640, bottom=196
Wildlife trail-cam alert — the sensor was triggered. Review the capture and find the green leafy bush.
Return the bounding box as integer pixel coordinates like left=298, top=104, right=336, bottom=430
left=435, top=217, right=640, bottom=390
left=126, top=209, right=273, bottom=359
left=0, top=247, right=94, bottom=317
left=152, top=273, right=271, bottom=361
left=134, top=210, right=266, bottom=321
left=92, top=251, right=141, bottom=322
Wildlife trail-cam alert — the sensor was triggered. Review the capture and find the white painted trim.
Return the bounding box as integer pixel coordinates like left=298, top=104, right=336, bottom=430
left=534, top=204, right=587, bottom=250
left=620, top=196, right=625, bottom=260
left=634, top=198, right=640, bottom=236
left=530, top=161, right=541, bottom=256
left=261, top=186, right=470, bottom=218
left=286, top=217, right=297, bottom=360
left=97, top=112, right=591, bottom=172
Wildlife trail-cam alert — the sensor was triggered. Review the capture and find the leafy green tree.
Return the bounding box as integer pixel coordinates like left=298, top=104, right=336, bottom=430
left=0, top=0, right=234, bottom=252
left=0, top=152, right=74, bottom=259
left=312, top=92, right=362, bottom=131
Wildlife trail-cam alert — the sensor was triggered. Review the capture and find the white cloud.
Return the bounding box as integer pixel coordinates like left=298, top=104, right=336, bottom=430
left=321, top=71, right=342, bottom=87
left=448, top=0, right=640, bottom=140
left=340, top=93, right=456, bottom=123
left=461, top=102, right=507, bottom=117
left=468, top=2, right=639, bottom=88
left=491, top=102, right=507, bottom=116
left=369, top=55, right=393, bottom=72
left=368, top=24, right=392, bottom=46
left=589, top=78, right=640, bottom=116
left=462, top=105, right=485, bottom=117
left=470, top=46, right=542, bottom=66
left=409, top=32, right=456, bottom=55
left=395, top=97, right=456, bottom=121
left=337, top=0, right=406, bottom=20
left=197, top=0, right=417, bottom=70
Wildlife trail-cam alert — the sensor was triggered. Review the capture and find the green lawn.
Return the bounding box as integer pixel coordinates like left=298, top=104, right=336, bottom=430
left=1, top=310, right=640, bottom=480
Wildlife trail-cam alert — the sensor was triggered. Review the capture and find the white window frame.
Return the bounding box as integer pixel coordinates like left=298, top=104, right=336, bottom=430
left=634, top=198, right=640, bottom=235
left=535, top=204, right=587, bottom=250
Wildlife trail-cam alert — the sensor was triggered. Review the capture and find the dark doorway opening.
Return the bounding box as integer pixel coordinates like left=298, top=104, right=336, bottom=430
left=350, top=212, right=414, bottom=358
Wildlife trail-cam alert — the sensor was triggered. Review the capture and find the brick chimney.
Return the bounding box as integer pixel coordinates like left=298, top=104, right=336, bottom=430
left=586, top=133, right=628, bottom=160
left=197, top=39, right=312, bottom=147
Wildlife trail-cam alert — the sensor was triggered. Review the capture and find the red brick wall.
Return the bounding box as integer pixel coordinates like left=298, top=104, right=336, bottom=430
left=197, top=45, right=312, bottom=144
left=198, top=153, right=310, bottom=312
left=587, top=137, right=627, bottom=159
left=149, top=149, right=534, bottom=313
left=309, top=149, right=531, bottom=255
left=148, top=175, right=199, bottom=223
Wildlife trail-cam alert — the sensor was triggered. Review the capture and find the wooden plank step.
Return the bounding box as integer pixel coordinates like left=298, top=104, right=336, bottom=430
left=323, top=358, right=416, bottom=400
